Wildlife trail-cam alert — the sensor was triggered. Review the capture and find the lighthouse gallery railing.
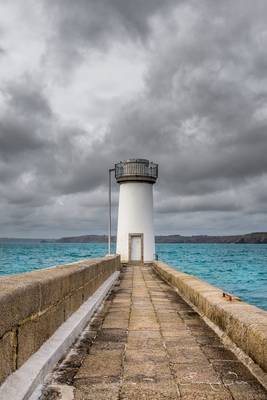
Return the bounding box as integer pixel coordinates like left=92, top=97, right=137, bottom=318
left=115, top=160, right=158, bottom=180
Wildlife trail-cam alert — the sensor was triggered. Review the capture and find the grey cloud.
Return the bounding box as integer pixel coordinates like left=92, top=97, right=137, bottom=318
left=1, top=0, right=267, bottom=236
left=0, top=76, right=109, bottom=214
left=43, top=0, right=180, bottom=70
left=105, top=0, right=267, bottom=186
left=6, top=83, right=52, bottom=119
left=0, top=119, right=48, bottom=157
left=0, top=79, right=53, bottom=159
left=156, top=193, right=241, bottom=214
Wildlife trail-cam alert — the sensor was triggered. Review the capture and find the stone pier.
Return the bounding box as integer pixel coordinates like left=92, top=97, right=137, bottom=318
left=42, top=265, right=267, bottom=400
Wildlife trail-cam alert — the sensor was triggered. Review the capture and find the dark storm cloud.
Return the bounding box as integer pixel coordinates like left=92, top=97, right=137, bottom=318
left=0, top=119, right=47, bottom=156
left=6, top=80, right=52, bottom=118
left=155, top=188, right=243, bottom=214
left=0, top=78, right=56, bottom=208
left=43, top=0, right=180, bottom=69
left=90, top=0, right=267, bottom=224
left=1, top=0, right=267, bottom=236
left=103, top=0, right=267, bottom=187
left=0, top=76, right=109, bottom=213
left=0, top=79, right=53, bottom=158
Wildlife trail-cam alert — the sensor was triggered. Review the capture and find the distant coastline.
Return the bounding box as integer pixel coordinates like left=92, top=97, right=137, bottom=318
left=1, top=232, right=267, bottom=244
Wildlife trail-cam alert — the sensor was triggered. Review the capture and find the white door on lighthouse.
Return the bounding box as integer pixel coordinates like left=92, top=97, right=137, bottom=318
left=129, top=234, right=143, bottom=263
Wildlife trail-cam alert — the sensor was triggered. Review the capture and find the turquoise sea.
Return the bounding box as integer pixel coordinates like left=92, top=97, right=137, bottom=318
left=0, top=242, right=267, bottom=311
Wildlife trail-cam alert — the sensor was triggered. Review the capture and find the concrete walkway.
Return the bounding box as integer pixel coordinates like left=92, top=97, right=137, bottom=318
left=43, top=265, right=267, bottom=400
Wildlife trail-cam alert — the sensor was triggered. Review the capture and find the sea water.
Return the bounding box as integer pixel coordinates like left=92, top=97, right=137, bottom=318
left=156, top=243, right=267, bottom=311
left=0, top=242, right=266, bottom=311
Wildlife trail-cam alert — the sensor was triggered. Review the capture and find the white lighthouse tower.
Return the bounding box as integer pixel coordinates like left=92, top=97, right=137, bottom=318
left=115, top=159, right=158, bottom=263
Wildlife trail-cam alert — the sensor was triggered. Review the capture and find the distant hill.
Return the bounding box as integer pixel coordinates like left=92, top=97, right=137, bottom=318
left=0, top=238, right=44, bottom=243
left=1, top=232, right=267, bottom=244
left=55, top=232, right=267, bottom=244
left=55, top=235, right=115, bottom=243
left=155, top=232, right=267, bottom=244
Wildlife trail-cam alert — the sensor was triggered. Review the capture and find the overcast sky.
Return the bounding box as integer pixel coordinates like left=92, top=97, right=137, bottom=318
left=0, top=0, right=267, bottom=238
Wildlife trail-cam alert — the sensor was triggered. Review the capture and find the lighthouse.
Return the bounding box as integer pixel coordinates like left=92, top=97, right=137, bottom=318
left=115, top=159, right=158, bottom=263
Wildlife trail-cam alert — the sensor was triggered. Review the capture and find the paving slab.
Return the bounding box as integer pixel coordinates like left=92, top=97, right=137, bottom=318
left=120, top=379, right=179, bottom=400
left=74, top=381, right=120, bottom=400
left=75, top=349, right=122, bottom=379
left=227, top=381, right=267, bottom=400
left=179, top=383, right=233, bottom=400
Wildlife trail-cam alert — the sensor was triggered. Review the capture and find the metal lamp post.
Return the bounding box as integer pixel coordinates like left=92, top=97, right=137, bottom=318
left=108, top=168, right=115, bottom=255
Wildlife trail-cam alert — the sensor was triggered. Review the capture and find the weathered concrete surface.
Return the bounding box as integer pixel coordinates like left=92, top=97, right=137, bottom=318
left=153, top=261, right=267, bottom=376
left=0, top=255, right=120, bottom=384
left=43, top=265, right=267, bottom=399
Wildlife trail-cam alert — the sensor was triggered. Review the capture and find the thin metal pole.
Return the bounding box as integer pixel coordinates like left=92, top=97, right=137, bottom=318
left=108, top=168, right=115, bottom=255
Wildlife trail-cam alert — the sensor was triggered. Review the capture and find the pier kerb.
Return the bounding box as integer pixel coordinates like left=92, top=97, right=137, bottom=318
left=0, top=255, right=120, bottom=385
left=153, top=260, right=267, bottom=378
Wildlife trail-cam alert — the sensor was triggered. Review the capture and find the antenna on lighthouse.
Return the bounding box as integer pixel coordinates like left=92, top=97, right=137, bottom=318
left=114, top=159, right=158, bottom=264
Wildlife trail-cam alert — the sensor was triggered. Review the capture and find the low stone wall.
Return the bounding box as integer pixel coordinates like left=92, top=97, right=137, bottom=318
left=0, top=255, right=120, bottom=384
left=153, top=261, right=267, bottom=374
